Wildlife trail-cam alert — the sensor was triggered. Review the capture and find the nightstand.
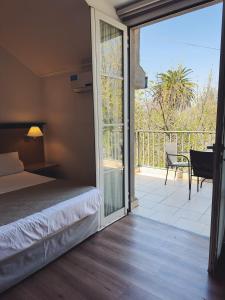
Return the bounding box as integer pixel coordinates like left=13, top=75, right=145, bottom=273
left=24, top=162, right=58, bottom=177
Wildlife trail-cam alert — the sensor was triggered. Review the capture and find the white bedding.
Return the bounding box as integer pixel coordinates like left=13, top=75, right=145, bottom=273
left=0, top=171, right=55, bottom=194
left=0, top=172, right=101, bottom=261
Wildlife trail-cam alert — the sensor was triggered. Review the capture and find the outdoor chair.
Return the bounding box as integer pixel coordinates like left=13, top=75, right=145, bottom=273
left=190, top=150, right=214, bottom=196
left=165, top=142, right=191, bottom=199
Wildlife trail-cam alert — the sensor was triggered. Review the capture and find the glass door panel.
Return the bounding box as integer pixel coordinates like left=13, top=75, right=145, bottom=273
left=100, top=21, right=123, bottom=77
left=100, top=21, right=125, bottom=219
left=92, top=10, right=128, bottom=227
left=103, top=125, right=124, bottom=217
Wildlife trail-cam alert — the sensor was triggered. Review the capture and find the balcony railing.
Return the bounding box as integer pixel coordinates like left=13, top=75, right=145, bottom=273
left=135, top=130, right=215, bottom=168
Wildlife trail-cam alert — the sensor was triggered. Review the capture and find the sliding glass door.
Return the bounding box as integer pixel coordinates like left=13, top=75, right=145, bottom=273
left=92, top=10, right=128, bottom=227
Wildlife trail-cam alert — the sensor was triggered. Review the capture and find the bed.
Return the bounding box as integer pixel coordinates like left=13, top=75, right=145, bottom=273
left=0, top=152, right=101, bottom=293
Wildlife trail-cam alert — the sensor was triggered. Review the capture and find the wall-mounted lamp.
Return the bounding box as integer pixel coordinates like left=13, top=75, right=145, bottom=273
left=27, top=126, right=43, bottom=139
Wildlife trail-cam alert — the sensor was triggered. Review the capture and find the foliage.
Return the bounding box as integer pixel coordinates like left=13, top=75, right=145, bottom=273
left=135, top=66, right=217, bottom=132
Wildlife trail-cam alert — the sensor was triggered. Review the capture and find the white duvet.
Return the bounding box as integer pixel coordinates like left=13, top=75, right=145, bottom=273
left=0, top=172, right=101, bottom=261
left=0, top=171, right=55, bottom=194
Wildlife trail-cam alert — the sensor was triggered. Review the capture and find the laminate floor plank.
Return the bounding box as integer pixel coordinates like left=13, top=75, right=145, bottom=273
left=1, top=215, right=225, bottom=300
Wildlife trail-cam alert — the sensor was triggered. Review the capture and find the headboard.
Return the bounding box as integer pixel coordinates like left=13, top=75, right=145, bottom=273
left=0, top=122, right=46, bottom=167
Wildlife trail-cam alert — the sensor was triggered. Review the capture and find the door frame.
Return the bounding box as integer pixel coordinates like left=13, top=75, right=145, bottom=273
left=208, top=0, right=225, bottom=273
left=128, top=0, right=224, bottom=271
left=91, top=8, right=129, bottom=229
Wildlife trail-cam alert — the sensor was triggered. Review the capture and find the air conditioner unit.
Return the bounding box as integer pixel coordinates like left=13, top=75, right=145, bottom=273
left=70, top=71, right=92, bottom=93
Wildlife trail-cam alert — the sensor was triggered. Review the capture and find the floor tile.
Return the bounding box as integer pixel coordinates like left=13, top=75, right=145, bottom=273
left=149, top=211, right=179, bottom=225
left=201, top=225, right=211, bottom=237
left=138, top=197, right=160, bottom=209
left=182, top=197, right=211, bottom=214
left=150, top=186, right=177, bottom=197
left=204, top=207, right=212, bottom=216
left=135, top=190, right=148, bottom=199
left=174, top=208, right=202, bottom=221
left=132, top=206, right=153, bottom=219
left=198, top=213, right=211, bottom=226
left=140, top=193, right=166, bottom=203
left=134, top=172, right=212, bottom=237
left=174, top=218, right=205, bottom=236
left=149, top=203, right=179, bottom=216
left=161, top=193, right=189, bottom=208
left=135, top=184, right=157, bottom=193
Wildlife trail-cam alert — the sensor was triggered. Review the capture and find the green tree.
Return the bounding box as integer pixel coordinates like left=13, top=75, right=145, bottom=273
left=153, top=65, right=196, bottom=131
left=134, top=66, right=218, bottom=168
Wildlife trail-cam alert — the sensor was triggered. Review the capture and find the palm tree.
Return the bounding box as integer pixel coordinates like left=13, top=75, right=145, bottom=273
left=153, top=65, right=196, bottom=131
left=155, top=66, right=195, bottom=109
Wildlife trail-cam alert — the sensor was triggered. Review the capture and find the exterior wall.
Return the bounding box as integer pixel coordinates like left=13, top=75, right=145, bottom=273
left=132, top=29, right=147, bottom=89
left=129, top=28, right=147, bottom=207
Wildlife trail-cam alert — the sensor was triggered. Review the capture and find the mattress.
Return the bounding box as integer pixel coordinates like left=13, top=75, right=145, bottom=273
left=0, top=173, right=101, bottom=262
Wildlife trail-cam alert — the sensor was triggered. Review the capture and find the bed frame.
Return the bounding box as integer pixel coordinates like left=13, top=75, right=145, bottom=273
left=0, top=212, right=98, bottom=293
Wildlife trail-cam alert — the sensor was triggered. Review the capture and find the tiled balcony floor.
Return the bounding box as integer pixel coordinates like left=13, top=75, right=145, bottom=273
left=133, top=171, right=212, bottom=237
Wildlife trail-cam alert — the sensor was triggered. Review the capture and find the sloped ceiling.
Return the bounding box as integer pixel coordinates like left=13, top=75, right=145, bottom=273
left=0, top=0, right=91, bottom=77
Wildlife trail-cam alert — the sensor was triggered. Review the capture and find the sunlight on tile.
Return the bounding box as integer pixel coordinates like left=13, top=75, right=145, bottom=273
left=134, top=173, right=212, bottom=237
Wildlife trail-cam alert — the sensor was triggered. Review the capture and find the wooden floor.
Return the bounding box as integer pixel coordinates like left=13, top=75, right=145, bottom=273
left=2, top=215, right=225, bottom=300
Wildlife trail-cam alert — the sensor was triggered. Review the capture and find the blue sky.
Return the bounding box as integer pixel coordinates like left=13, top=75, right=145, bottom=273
left=140, top=3, right=223, bottom=89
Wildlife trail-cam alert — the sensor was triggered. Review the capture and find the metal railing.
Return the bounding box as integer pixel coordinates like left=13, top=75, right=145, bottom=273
left=135, top=130, right=215, bottom=168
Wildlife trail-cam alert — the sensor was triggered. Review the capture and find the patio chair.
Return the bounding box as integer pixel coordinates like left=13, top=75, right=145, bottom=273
left=190, top=150, right=214, bottom=195
left=165, top=142, right=191, bottom=199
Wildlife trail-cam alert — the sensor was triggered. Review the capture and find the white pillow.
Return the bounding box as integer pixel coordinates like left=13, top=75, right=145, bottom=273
left=0, top=152, right=24, bottom=177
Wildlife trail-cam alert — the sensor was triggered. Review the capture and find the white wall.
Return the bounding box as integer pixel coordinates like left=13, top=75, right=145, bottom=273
left=85, top=0, right=119, bottom=20
left=0, top=46, right=43, bottom=122
left=0, top=1, right=96, bottom=185
left=0, top=47, right=96, bottom=185
left=43, top=70, right=96, bottom=185
left=0, top=0, right=92, bottom=77
left=41, top=3, right=96, bottom=185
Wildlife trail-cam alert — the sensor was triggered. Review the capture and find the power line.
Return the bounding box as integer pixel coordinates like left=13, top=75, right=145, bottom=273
left=177, top=40, right=220, bottom=51
left=149, top=37, right=220, bottom=51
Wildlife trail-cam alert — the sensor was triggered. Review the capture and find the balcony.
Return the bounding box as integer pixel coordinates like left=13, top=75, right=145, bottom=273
left=135, top=130, right=215, bottom=168
left=133, top=130, right=215, bottom=237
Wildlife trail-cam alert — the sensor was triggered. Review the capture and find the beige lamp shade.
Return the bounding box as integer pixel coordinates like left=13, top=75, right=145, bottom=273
left=27, top=126, right=43, bottom=138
